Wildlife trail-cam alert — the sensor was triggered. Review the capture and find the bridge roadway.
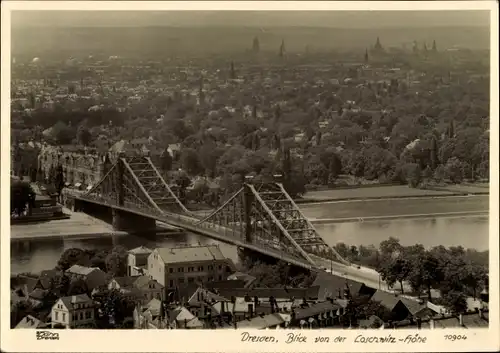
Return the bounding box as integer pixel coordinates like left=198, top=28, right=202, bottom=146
left=157, top=212, right=387, bottom=291
left=76, top=195, right=388, bottom=290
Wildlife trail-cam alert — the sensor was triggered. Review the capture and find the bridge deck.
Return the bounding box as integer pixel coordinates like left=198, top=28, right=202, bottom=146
left=75, top=197, right=317, bottom=270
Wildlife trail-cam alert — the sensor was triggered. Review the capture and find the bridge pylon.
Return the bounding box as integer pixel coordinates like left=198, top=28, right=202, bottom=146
left=78, top=154, right=192, bottom=225
left=196, top=181, right=350, bottom=267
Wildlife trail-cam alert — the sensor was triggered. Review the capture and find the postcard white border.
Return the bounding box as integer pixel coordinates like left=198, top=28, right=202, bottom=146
left=1, top=1, right=499, bottom=352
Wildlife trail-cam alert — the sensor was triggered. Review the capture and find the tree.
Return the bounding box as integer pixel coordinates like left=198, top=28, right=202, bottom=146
left=11, top=181, right=35, bottom=217
left=49, top=273, right=71, bottom=297
left=77, top=126, right=92, bottom=146
left=57, top=248, right=90, bottom=271
left=68, top=278, right=89, bottom=296
left=90, top=249, right=109, bottom=271
left=180, top=148, right=203, bottom=175
left=379, top=256, right=412, bottom=294
left=433, top=164, right=446, bottom=183
left=402, top=163, right=421, bottom=188
left=462, top=262, right=487, bottom=299
left=440, top=291, right=468, bottom=315
left=105, top=246, right=128, bottom=277
left=52, top=121, right=76, bottom=145
left=430, top=136, right=438, bottom=170
left=407, top=251, right=444, bottom=300
left=443, top=157, right=465, bottom=183
left=100, top=290, right=136, bottom=328
left=379, top=237, right=402, bottom=260
left=54, top=165, right=65, bottom=199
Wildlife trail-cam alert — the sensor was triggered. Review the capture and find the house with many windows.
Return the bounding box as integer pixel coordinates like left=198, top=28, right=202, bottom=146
left=147, top=245, right=235, bottom=293
left=51, top=294, right=95, bottom=329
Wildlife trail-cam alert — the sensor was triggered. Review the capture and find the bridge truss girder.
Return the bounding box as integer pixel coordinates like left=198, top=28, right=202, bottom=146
left=79, top=155, right=190, bottom=217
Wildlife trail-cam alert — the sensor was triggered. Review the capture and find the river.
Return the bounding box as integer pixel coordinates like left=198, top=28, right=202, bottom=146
left=10, top=214, right=489, bottom=275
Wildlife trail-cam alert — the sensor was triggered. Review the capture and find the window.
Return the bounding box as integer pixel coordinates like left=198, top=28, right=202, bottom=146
left=178, top=267, right=184, bottom=273
left=179, top=278, right=185, bottom=284
left=169, top=268, right=173, bottom=273
left=218, top=275, right=223, bottom=281
left=198, top=266, right=204, bottom=271
left=72, top=314, right=76, bottom=321
left=144, top=294, right=148, bottom=299
left=208, top=276, right=214, bottom=281
left=218, top=265, right=222, bottom=270
left=85, top=311, right=91, bottom=319
left=62, top=313, right=66, bottom=322
left=79, top=312, right=84, bottom=320
left=188, top=277, right=194, bottom=283
left=169, top=280, right=174, bottom=287
left=55, top=312, right=59, bottom=321
left=150, top=264, right=153, bottom=269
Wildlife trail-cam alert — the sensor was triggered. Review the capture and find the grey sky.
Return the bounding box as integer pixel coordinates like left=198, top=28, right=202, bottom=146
left=12, top=10, right=490, bottom=29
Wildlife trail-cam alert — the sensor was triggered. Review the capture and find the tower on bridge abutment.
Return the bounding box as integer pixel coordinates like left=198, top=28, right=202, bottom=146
left=73, top=197, right=157, bottom=233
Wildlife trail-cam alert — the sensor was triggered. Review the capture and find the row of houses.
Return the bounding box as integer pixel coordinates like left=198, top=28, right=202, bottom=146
left=12, top=245, right=489, bottom=330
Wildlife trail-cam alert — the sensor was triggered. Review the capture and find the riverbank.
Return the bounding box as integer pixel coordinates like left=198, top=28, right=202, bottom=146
left=298, top=183, right=489, bottom=204
left=310, top=210, right=489, bottom=224
left=300, top=194, right=488, bottom=220
left=10, top=207, right=186, bottom=242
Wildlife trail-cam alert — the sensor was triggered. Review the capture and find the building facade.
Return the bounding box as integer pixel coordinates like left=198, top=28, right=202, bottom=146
left=51, top=294, right=95, bottom=329
left=37, top=144, right=111, bottom=189
left=127, top=246, right=153, bottom=276
left=147, top=245, right=235, bottom=292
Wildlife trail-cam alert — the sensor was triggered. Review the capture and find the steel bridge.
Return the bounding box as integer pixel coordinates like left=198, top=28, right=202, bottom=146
left=74, top=153, right=350, bottom=271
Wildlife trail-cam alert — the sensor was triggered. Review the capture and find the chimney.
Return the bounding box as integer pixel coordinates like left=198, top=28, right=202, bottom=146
left=459, top=314, right=464, bottom=326
left=429, top=319, right=435, bottom=329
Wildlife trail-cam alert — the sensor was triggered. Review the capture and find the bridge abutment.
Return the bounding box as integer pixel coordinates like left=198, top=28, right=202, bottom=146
left=111, top=208, right=156, bottom=233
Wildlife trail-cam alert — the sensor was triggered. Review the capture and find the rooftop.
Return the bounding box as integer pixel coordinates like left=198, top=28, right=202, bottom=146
left=128, top=246, right=153, bottom=255
left=15, top=315, right=47, bottom=329
left=66, top=264, right=101, bottom=276
left=156, top=245, right=226, bottom=264
left=58, top=294, right=93, bottom=309
left=236, top=313, right=285, bottom=329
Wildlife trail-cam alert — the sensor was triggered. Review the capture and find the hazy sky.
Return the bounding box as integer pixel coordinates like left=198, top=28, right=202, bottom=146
left=12, top=10, right=490, bottom=29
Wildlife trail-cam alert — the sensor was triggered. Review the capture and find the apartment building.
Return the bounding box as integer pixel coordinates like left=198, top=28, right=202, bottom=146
left=147, top=245, right=235, bottom=292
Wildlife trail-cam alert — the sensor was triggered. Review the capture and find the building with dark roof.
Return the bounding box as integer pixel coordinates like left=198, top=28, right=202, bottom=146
left=312, top=272, right=375, bottom=301
left=15, top=315, right=48, bottom=329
